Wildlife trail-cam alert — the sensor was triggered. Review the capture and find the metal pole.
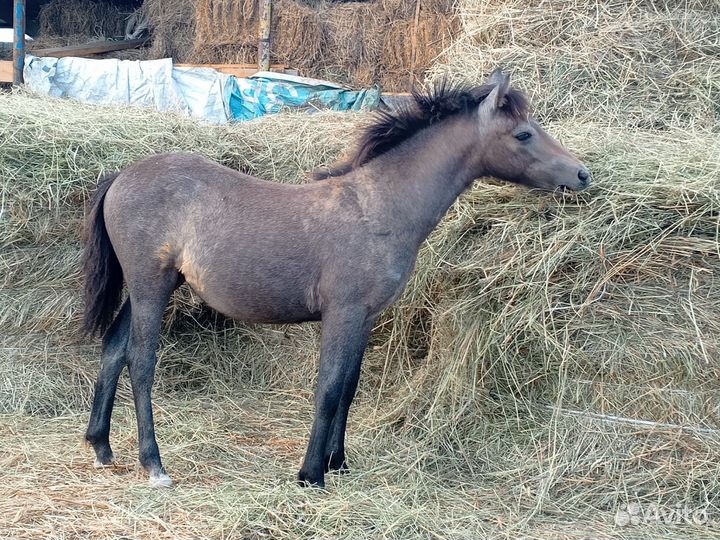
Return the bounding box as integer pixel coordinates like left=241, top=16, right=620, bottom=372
left=13, top=0, right=26, bottom=85
left=258, top=0, right=272, bottom=71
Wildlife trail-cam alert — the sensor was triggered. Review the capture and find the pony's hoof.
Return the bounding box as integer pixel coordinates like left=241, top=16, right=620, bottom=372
left=297, top=469, right=325, bottom=489
left=327, top=461, right=350, bottom=475
left=324, top=453, right=349, bottom=474
left=93, top=454, right=115, bottom=468
left=149, top=470, right=173, bottom=488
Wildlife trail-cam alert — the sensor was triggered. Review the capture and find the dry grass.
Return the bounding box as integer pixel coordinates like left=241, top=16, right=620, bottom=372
left=2, top=86, right=719, bottom=537
left=142, top=0, right=197, bottom=62
left=183, top=0, right=458, bottom=91
left=35, top=0, right=136, bottom=47
left=30, top=0, right=149, bottom=60
left=3, top=0, right=720, bottom=537
left=0, top=403, right=653, bottom=539
left=430, top=0, right=720, bottom=128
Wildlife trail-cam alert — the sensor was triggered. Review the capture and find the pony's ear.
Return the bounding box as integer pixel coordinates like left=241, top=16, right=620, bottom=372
left=485, top=68, right=507, bottom=87
left=482, top=69, right=511, bottom=111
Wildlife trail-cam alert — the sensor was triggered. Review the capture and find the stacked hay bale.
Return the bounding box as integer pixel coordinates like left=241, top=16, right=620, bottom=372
left=2, top=0, right=720, bottom=536
left=38, top=0, right=130, bottom=39
left=145, top=0, right=458, bottom=90
left=32, top=0, right=458, bottom=91
left=33, top=0, right=140, bottom=49
left=142, top=0, right=197, bottom=62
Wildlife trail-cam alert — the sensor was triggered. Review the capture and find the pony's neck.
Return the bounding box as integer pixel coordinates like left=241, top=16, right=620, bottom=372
left=364, top=114, right=484, bottom=246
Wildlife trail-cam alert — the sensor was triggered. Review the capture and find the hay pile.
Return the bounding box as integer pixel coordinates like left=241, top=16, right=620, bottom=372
left=34, top=0, right=138, bottom=48
left=430, top=0, right=720, bottom=128
left=2, top=84, right=719, bottom=536
left=3, top=0, right=720, bottom=537
left=142, top=0, right=197, bottom=62
left=144, top=0, right=458, bottom=91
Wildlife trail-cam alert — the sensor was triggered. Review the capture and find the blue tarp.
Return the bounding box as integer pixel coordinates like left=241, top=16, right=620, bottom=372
left=226, top=72, right=381, bottom=120
left=23, top=56, right=382, bottom=123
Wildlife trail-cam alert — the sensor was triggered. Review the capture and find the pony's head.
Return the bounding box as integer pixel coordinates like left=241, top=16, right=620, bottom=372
left=473, top=69, right=590, bottom=192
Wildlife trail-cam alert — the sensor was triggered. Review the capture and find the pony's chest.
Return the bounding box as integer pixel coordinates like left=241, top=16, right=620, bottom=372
left=366, top=257, right=416, bottom=317
left=373, top=275, right=407, bottom=315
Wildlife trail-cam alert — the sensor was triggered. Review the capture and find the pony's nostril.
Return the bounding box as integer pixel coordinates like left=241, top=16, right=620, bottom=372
left=578, top=168, right=590, bottom=184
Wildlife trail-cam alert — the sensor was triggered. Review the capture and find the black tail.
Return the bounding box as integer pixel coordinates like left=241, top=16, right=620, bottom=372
left=82, top=172, right=124, bottom=336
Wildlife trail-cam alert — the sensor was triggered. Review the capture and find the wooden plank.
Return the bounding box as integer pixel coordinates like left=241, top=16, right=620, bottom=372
left=13, top=0, right=25, bottom=84
left=30, top=38, right=147, bottom=58
left=3, top=58, right=294, bottom=82
left=0, top=60, right=13, bottom=83
left=175, top=63, right=293, bottom=78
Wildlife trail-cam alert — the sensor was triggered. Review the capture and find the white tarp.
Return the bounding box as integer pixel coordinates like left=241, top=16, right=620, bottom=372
left=0, top=28, right=33, bottom=42
left=23, top=55, right=230, bottom=123
left=22, top=55, right=381, bottom=123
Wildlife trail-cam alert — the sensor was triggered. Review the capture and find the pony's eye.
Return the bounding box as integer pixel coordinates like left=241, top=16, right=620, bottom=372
left=515, top=132, right=532, bottom=141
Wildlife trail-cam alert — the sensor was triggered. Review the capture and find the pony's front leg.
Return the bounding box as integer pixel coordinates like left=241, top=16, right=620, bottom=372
left=323, top=344, right=365, bottom=474
left=298, top=306, right=373, bottom=488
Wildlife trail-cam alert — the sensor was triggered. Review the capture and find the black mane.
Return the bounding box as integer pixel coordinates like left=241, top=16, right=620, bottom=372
left=312, top=80, right=530, bottom=180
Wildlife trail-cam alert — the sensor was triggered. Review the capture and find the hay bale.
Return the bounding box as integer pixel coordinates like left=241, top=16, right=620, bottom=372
left=190, top=0, right=259, bottom=63
left=37, top=0, right=132, bottom=42
left=32, top=0, right=148, bottom=59
left=2, top=70, right=719, bottom=533
left=429, top=0, right=720, bottom=128
left=118, top=0, right=458, bottom=89
left=142, top=0, right=197, bottom=62
left=184, top=0, right=458, bottom=91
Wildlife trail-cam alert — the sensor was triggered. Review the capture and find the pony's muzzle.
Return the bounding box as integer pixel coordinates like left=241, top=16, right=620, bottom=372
left=577, top=167, right=591, bottom=189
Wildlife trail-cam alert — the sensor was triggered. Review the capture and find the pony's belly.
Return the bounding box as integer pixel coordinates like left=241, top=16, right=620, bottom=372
left=171, top=242, right=319, bottom=323
left=191, top=283, right=321, bottom=324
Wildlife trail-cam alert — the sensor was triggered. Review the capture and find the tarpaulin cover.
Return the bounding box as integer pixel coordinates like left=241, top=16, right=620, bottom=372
left=23, top=55, right=381, bottom=124
left=24, top=56, right=229, bottom=123
left=225, top=71, right=380, bottom=120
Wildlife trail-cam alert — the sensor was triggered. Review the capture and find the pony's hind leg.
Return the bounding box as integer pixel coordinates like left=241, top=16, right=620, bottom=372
left=125, top=270, right=178, bottom=487
left=86, top=299, right=132, bottom=467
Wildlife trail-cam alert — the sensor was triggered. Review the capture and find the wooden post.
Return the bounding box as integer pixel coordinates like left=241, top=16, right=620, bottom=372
left=408, top=0, right=422, bottom=90
left=13, top=0, right=26, bottom=85
left=258, top=0, right=272, bottom=71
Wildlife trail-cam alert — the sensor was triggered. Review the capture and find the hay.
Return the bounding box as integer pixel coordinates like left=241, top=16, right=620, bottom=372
left=31, top=0, right=148, bottom=60
left=32, top=0, right=457, bottom=89
left=2, top=77, right=720, bottom=536
left=380, top=124, right=720, bottom=430
left=181, top=0, right=458, bottom=91
left=3, top=2, right=720, bottom=533
left=142, top=0, right=197, bottom=62
left=37, top=0, right=133, bottom=43
left=429, top=0, right=720, bottom=128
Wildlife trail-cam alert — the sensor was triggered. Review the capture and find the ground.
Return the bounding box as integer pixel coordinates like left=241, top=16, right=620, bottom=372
left=2, top=376, right=714, bottom=539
